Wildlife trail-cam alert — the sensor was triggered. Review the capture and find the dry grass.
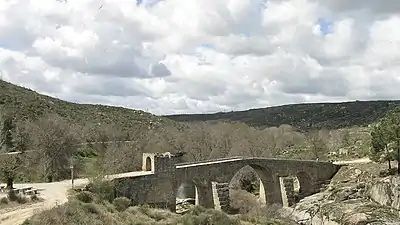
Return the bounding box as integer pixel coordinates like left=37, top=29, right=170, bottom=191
left=23, top=190, right=293, bottom=225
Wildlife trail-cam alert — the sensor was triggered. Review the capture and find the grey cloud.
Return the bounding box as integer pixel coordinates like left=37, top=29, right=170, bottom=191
left=315, top=0, right=400, bottom=15
left=277, top=70, right=349, bottom=97
left=69, top=76, right=151, bottom=97
left=149, top=62, right=171, bottom=77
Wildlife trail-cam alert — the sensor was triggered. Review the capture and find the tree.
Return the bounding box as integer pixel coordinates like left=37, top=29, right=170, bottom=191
left=185, top=122, right=214, bottom=161
left=306, top=129, right=328, bottom=160
left=0, top=110, right=20, bottom=189
left=0, top=111, right=14, bottom=152
left=382, top=109, right=400, bottom=173
left=33, top=114, right=78, bottom=182
left=370, top=119, right=394, bottom=169
left=370, top=108, right=400, bottom=173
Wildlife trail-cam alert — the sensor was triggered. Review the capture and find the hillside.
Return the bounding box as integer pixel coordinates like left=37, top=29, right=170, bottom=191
left=0, top=79, right=178, bottom=133
left=165, top=100, right=400, bottom=130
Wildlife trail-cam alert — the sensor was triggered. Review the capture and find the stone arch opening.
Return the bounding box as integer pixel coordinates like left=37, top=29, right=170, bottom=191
left=224, top=164, right=281, bottom=214
left=176, top=181, right=199, bottom=214
left=145, top=156, right=152, bottom=171
left=295, top=171, right=314, bottom=200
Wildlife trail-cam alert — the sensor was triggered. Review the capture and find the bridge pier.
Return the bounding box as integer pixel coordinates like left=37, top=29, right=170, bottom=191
left=196, top=180, right=215, bottom=208
left=280, top=177, right=296, bottom=207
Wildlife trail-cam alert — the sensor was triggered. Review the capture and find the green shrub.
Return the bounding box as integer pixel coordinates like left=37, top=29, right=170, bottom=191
left=112, top=197, right=131, bottom=212
left=7, top=190, right=18, bottom=201
left=86, top=180, right=114, bottom=202
left=82, top=203, right=101, bottom=214
left=21, top=220, right=31, bottom=225
left=101, top=200, right=116, bottom=213
left=16, top=195, right=29, bottom=204
left=0, top=196, right=9, bottom=204
left=181, top=207, right=241, bottom=225
left=75, top=191, right=94, bottom=203
left=30, top=194, right=40, bottom=202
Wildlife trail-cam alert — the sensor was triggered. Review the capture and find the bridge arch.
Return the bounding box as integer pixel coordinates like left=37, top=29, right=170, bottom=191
left=225, top=163, right=283, bottom=213
left=296, top=171, right=315, bottom=199
left=176, top=180, right=199, bottom=213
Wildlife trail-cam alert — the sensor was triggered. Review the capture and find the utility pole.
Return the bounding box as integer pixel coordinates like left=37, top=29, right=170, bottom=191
left=70, top=157, right=75, bottom=189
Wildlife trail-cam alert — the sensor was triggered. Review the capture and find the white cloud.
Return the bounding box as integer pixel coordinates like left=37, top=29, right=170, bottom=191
left=1, top=0, right=400, bottom=115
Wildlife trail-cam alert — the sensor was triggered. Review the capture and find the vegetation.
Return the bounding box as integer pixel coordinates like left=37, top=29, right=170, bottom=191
left=24, top=189, right=294, bottom=225
left=0, top=79, right=180, bottom=137
left=0, top=109, right=25, bottom=189
left=0, top=80, right=375, bottom=184
left=370, top=108, right=400, bottom=173
left=166, top=100, right=400, bottom=130
left=0, top=190, right=41, bottom=209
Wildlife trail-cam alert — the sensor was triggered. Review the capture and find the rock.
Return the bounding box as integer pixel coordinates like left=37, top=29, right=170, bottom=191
left=343, top=213, right=368, bottom=225
left=369, top=183, right=393, bottom=206
left=369, top=176, right=400, bottom=210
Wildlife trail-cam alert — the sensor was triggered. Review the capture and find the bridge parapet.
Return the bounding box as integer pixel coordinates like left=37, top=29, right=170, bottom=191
left=142, top=152, right=185, bottom=173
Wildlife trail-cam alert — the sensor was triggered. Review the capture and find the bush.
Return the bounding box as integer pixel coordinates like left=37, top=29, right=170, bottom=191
left=112, top=197, right=131, bottom=212
left=75, top=191, right=94, bottom=203
left=21, top=220, right=31, bottom=225
left=86, top=180, right=114, bottom=202
left=7, top=189, right=18, bottom=201
left=16, top=195, right=29, bottom=204
left=30, top=194, right=40, bottom=202
left=230, top=189, right=259, bottom=214
left=181, top=207, right=241, bottom=225
left=0, top=196, right=9, bottom=204
left=82, top=203, right=101, bottom=214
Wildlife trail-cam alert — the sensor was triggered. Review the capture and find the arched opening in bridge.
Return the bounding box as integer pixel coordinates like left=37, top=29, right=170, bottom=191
left=295, top=171, right=314, bottom=201
left=145, top=156, right=152, bottom=171
left=176, top=181, right=199, bottom=214
left=226, top=164, right=276, bottom=214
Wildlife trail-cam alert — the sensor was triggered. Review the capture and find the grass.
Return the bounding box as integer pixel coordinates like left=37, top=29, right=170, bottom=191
left=23, top=186, right=295, bottom=225
left=25, top=201, right=291, bottom=225
left=0, top=191, right=42, bottom=210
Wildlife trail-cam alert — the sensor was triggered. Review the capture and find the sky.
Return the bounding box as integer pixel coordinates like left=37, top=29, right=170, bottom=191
left=0, top=0, right=399, bottom=115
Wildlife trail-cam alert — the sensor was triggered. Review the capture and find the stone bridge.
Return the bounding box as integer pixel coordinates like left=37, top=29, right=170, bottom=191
left=113, top=152, right=340, bottom=212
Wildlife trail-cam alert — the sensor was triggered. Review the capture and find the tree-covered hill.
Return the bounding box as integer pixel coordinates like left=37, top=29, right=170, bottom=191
left=0, top=79, right=179, bottom=134
left=165, top=100, right=400, bottom=130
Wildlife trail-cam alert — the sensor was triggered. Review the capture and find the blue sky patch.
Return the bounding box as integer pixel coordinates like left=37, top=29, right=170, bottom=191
left=317, top=18, right=334, bottom=35
left=136, top=0, right=163, bottom=7
left=200, top=43, right=215, bottom=49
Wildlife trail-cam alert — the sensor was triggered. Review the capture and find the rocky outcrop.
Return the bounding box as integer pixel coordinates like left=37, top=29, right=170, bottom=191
left=369, top=176, right=400, bottom=210
left=283, top=164, right=400, bottom=225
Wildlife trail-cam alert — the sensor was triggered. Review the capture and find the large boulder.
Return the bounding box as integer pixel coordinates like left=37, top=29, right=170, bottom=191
left=369, top=176, right=400, bottom=210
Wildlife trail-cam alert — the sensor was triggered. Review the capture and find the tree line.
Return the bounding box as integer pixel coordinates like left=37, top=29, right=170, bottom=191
left=0, top=107, right=371, bottom=188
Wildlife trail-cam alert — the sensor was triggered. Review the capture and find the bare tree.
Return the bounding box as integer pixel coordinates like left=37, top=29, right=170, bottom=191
left=185, top=122, right=214, bottom=161
left=33, top=114, right=78, bottom=182
left=306, top=129, right=328, bottom=160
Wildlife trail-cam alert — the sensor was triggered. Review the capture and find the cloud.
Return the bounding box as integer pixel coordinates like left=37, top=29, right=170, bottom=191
left=0, top=0, right=400, bottom=115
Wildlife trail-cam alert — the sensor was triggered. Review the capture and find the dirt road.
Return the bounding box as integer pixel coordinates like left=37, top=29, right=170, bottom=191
left=0, top=171, right=151, bottom=225
left=333, top=157, right=372, bottom=165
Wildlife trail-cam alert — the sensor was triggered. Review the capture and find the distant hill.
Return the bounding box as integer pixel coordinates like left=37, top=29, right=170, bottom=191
left=165, top=100, right=400, bottom=130
left=0, top=79, right=178, bottom=133
left=2, top=79, right=399, bottom=132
